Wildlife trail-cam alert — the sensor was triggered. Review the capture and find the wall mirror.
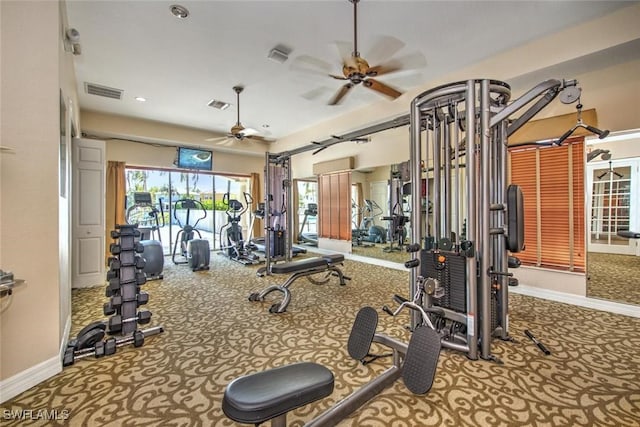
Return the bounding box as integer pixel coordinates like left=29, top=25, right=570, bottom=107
left=586, top=130, right=640, bottom=306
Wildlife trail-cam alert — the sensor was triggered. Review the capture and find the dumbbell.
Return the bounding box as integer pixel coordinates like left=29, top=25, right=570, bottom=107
left=110, top=242, right=144, bottom=255
left=109, top=256, right=146, bottom=271
left=107, top=272, right=146, bottom=292
left=111, top=227, right=140, bottom=239
left=103, top=292, right=149, bottom=315
left=108, top=311, right=152, bottom=333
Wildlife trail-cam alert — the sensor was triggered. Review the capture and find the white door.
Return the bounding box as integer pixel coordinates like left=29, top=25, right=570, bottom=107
left=72, top=138, right=105, bottom=288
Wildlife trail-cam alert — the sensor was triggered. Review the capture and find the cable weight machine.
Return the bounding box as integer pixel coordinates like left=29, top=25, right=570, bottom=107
left=407, top=79, right=584, bottom=362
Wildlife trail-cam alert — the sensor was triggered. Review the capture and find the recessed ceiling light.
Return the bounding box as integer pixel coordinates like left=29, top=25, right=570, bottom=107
left=170, top=4, right=189, bottom=19
left=135, top=96, right=147, bottom=102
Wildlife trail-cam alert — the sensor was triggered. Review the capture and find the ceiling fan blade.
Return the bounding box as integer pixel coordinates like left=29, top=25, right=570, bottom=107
left=367, top=63, right=403, bottom=77
left=329, top=74, right=349, bottom=81
left=364, top=35, right=405, bottom=65
left=334, top=41, right=357, bottom=67
left=241, top=127, right=259, bottom=136
left=247, top=135, right=276, bottom=143
left=205, top=135, right=230, bottom=142
left=290, top=55, right=332, bottom=77
left=301, top=86, right=333, bottom=101
left=364, top=78, right=402, bottom=100
left=372, top=52, right=428, bottom=75
left=328, top=83, right=354, bottom=105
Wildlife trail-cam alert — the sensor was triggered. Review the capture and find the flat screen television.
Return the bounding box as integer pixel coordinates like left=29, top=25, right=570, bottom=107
left=176, top=147, right=213, bottom=171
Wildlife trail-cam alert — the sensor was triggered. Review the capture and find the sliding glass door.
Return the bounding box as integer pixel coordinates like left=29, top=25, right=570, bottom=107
left=125, top=167, right=251, bottom=256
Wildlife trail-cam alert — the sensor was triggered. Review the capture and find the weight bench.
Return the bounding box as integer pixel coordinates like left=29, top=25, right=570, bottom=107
left=223, top=306, right=440, bottom=426
left=618, top=230, right=640, bottom=239
left=248, top=254, right=350, bottom=313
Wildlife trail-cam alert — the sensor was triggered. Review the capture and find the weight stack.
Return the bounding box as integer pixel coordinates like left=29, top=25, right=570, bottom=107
left=270, top=229, right=286, bottom=257
left=106, top=224, right=150, bottom=336
left=420, top=250, right=467, bottom=313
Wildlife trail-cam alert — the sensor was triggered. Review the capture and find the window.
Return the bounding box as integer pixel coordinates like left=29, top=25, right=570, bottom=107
left=509, top=139, right=585, bottom=272
left=124, top=167, right=251, bottom=254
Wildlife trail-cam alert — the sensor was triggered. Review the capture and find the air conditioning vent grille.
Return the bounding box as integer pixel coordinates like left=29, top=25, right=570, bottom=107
left=85, top=83, right=123, bottom=100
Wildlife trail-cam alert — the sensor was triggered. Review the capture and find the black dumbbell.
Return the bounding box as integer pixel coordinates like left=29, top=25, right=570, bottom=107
left=104, top=338, right=117, bottom=356
left=94, top=340, right=105, bottom=358
left=133, top=330, right=145, bottom=348
left=108, top=311, right=152, bottom=333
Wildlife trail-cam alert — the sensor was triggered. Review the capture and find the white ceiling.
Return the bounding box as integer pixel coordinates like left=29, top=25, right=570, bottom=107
left=66, top=0, right=631, bottom=143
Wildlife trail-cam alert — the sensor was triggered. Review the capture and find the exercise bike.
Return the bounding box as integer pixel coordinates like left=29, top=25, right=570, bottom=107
left=126, top=192, right=164, bottom=280
left=171, top=198, right=210, bottom=271
left=219, top=192, right=261, bottom=266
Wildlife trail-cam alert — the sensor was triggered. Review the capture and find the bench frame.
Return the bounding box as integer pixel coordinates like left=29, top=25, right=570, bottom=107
left=249, top=255, right=349, bottom=313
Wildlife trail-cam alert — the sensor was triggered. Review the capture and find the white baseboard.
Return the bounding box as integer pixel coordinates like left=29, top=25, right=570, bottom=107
left=510, top=285, right=640, bottom=318
left=0, top=316, right=69, bottom=404
left=336, top=254, right=639, bottom=318
left=0, top=355, right=61, bottom=404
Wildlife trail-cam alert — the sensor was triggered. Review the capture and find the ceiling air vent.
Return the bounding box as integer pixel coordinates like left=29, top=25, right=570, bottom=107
left=84, top=82, right=123, bottom=100
left=207, top=99, right=230, bottom=110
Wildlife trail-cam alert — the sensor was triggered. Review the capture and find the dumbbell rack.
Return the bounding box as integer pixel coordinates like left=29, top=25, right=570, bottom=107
left=63, top=224, right=163, bottom=367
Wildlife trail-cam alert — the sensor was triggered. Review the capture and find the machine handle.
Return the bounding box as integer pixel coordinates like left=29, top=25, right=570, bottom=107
left=405, top=243, right=421, bottom=253
left=404, top=259, right=420, bottom=269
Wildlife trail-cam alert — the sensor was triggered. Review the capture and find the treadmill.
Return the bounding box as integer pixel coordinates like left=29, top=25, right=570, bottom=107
left=298, top=203, right=318, bottom=246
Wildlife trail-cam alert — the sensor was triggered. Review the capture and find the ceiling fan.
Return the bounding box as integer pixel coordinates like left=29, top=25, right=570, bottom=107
left=328, top=0, right=404, bottom=105
left=208, top=86, right=273, bottom=144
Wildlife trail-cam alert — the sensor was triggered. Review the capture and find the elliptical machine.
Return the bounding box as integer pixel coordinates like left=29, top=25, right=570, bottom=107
left=219, top=192, right=261, bottom=265
left=171, top=198, right=210, bottom=271
left=125, top=192, right=164, bottom=280
left=355, top=199, right=387, bottom=244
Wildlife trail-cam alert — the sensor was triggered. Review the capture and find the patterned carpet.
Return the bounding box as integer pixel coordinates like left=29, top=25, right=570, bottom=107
left=2, top=254, right=640, bottom=426
left=587, top=252, right=640, bottom=306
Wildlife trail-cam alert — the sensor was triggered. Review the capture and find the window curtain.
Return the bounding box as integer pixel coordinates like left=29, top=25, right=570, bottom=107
left=251, top=172, right=261, bottom=238
left=509, top=138, right=585, bottom=272
left=106, top=161, right=126, bottom=265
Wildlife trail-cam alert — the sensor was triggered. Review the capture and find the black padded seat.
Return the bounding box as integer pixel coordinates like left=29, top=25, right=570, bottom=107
left=618, top=230, right=640, bottom=239
left=222, top=362, right=334, bottom=425
left=270, top=257, right=327, bottom=274
left=322, top=253, right=344, bottom=264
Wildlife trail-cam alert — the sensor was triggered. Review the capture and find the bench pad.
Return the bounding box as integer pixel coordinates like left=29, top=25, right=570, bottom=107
left=271, top=257, right=327, bottom=274
left=323, top=253, right=344, bottom=264
left=222, top=362, right=334, bottom=424
left=618, top=230, right=640, bottom=239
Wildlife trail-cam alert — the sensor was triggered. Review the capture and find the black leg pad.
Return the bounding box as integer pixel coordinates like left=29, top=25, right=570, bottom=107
left=222, top=362, right=334, bottom=425
left=402, top=326, right=441, bottom=395
left=347, top=307, right=378, bottom=361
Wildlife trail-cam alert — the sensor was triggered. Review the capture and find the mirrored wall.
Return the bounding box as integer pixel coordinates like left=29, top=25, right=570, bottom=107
left=586, top=130, right=640, bottom=306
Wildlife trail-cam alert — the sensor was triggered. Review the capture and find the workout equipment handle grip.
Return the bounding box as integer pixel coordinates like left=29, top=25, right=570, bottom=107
left=405, top=243, right=421, bottom=253
left=382, top=305, right=394, bottom=317
left=404, top=259, right=420, bottom=269
left=524, top=329, right=551, bottom=355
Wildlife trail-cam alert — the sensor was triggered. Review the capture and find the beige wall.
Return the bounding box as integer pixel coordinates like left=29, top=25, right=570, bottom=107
left=82, top=110, right=269, bottom=160
left=1, top=0, right=62, bottom=383
left=104, top=138, right=264, bottom=177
